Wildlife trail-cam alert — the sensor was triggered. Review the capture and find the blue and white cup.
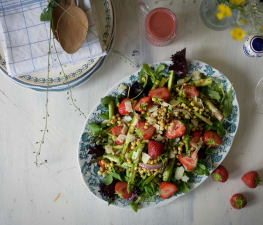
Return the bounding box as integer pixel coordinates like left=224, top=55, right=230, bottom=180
left=243, top=36, right=263, bottom=57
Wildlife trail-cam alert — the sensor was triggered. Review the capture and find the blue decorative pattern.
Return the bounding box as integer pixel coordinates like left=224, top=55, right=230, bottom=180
left=78, top=60, right=240, bottom=209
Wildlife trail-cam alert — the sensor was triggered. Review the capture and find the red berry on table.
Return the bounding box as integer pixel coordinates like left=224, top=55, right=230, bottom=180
left=136, top=121, right=156, bottom=140
left=134, top=96, right=152, bottom=112
left=230, top=193, right=247, bottom=209
left=241, top=171, right=261, bottom=188
left=184, top=84, right=200, bottom=97
left=178, top=152, right=198, bottom=171
left=203, top=130, right=222, bottom=147
left=118, top=98, right=133, bottom=115
left=165, top=119, right=186, bottom=139
left=149, top=87, right=170, bottom=102
left=211, top=165, right=228, bottom=182
left=148, top=140, right=164, bottom=160
left=160, top=182, right=178, bottom=199
left=115, top=181, right=132, bottom=199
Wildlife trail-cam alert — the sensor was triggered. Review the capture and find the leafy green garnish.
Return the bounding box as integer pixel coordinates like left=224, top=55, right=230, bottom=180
left=104, top=175, right=113, bottom=185
left=88, top=122, right=103, bottom=135
left=178, top=181, right=190, bottom=193
left=205, top=121, right=226, bottom=137
left=202, top=81, right=225, bottom=103
left=129, top=202, right=138, bottom=212
left=40, top=0, right=59, bottom=22
left=101, top=96, right=115, bottom=109
left=108, top=171, right=122, bottom=181
left=222, top=89, right=234, bottom=117
left=194, top=162, right=210, bottom=176
left=99, top=112, right=109, bottom=120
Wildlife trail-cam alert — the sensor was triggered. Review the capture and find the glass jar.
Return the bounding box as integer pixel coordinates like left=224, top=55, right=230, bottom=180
left=200, top=0, right=234, bottom=31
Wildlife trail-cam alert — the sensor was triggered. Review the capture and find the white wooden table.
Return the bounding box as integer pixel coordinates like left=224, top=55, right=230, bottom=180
left=0, top=1, right=263, bottom=225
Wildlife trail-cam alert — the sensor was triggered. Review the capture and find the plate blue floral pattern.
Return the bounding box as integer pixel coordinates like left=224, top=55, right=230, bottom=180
left=0, top=0, right=114, bottom=91
left=78, top=60, right=240, bottom=209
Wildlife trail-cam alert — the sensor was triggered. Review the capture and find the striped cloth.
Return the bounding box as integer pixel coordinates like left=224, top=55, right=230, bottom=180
left=0, top=0, right=106, bottom=77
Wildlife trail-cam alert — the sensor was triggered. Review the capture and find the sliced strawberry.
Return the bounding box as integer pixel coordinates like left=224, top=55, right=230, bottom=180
left=160, top=182, right=178, bottom=199
left=115, top=134, right=126, bottom=145
left=148, top=140, right=164, bottom=160
left=184, top=84, right=199, bottom=97
left=115, top=181, right=132, bottom=199
left=112, top=126, right=124, bottom=136
left=178, top=152, right=198, bottom=171
left=230, top=193, right=247, bottom=209
left=212, top=165, right=228, bottom=182
left=165, top=119, right=186, bottom=139
left=190, top=131, right=202, bottom=148
left=241, top=171, right=261, bottom=188
left=134, top=96, right=152, bottom=112
left=149, top=87, right=170, bottom=102
left=118, top=98, right=132, bottom=115
left=203, top=130, right=222, bottom=147
left=98, top=160, right=105, bottom=168
left=136, top=121, right=156, bottom=140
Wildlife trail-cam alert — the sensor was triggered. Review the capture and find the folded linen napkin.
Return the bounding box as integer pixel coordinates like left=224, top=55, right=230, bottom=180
left=0, top=0, right=106, bottom=77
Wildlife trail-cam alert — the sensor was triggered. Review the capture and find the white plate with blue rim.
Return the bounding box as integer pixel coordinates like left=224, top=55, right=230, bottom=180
left=0, top=0, right=115, bottom=92
left=78, top=60, right=240, bottom=209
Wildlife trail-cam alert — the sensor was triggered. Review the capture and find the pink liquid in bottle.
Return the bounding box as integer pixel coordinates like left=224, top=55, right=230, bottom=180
left=145, top=8, right=177, bottom=47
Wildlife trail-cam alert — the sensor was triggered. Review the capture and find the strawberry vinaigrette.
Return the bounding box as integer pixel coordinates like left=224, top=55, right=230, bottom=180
left=145, top=8, right=177, bottom=46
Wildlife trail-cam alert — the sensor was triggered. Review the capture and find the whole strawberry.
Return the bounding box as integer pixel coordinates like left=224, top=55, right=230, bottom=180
left=230, top=193, right=247, bottom=209
left=211, top=165, right=228, bottom=182
left=241, top=171, right=261, bottom=188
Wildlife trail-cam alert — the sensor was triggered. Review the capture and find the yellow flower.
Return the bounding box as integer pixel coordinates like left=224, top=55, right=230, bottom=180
left=241, top=19, right=246, bottom=25
left=217, top=4, right=232, bottom=20
left=261, top=26, right=263, bottom=31
left=229, top=0, right=245, bottom=6
left=231, top=27, right=246, bottom=40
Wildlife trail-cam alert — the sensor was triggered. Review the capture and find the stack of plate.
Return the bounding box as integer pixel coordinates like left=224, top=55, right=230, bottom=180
left=0, top=0, right=115, bottom=92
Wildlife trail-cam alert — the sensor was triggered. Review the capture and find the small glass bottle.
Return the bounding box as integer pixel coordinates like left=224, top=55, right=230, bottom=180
left=243, top=36, right=263, bottom=57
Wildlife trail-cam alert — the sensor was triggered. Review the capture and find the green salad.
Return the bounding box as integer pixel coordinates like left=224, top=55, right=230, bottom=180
left=87, top=49, right=234, bottom=211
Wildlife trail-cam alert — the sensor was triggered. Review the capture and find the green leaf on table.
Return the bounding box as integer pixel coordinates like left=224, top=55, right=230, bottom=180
left=104, top=175, right=113, bottom=185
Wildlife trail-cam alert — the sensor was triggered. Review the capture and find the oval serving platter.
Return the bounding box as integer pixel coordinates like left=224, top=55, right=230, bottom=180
left=78, top=60, right=240, bottom=209
left=0, top=0, right=114, bottom=91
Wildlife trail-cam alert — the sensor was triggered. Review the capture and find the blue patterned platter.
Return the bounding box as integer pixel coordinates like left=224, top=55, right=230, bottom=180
left=0, top=0, right=114, bottom=92
left=78, top=60, right=240, bottom=209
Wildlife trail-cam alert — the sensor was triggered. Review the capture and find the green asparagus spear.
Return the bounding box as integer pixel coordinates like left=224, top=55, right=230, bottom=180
left=193, top=78, right=212, bottom=87
left=205, top=99, right=224, bottom=121
left=163, top=158, right=175, bottom=182
left=103, top=154, right=121, bottom=164
left=128, top=143, right=145, bottom=192
left=168, top=70, right=174, bottom=91
left=194, top=111, right=213, bottom=126
left=120, top=115, right=138, bottom=161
